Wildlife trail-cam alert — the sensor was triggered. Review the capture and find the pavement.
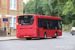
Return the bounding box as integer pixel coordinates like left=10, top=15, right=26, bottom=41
left=0, top=36, right=18, bottom=41
left=0, top=32, right=71, bottom=41
left=0, top=32, right=75, bottom=50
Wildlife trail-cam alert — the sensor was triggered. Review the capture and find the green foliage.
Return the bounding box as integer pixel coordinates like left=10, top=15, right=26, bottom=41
left=23, top=0, right=75, bottom=25
left=62, top=0, right=75, bottom=15
left=62, top=24, right=72, bottom=32
left=72, top=20, right=75, bottom=27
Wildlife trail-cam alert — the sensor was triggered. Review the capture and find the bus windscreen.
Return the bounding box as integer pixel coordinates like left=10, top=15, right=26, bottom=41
left=18, top=16, right=34, bottom=25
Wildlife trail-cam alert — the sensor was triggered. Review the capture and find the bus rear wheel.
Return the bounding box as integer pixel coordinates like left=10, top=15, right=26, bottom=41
left=44, top=33, right=47, bottom=39
left=26, top=38, right=31, bottom=40
left=52, top=33, right=57, bottom=38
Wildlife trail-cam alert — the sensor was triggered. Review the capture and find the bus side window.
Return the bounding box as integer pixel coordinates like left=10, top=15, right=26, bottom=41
left=47, top=22, right=50, bottom=29
left=40, top=20, right=43, bottom=27
left=42, top=19, right=47, bottom=29
left=43, top=22, right=47, bottom=29
left=38, top=19, right=44, bottom=28
left=54, top=20, right=58, bottom=29
left=47, top=20, right=50, bottom=29
left=50, top=20, right=53, bottom=29
left=58, top=21, right=62, bottom=29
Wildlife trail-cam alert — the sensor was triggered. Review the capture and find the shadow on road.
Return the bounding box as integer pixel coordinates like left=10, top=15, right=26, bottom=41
left=0, top=37, right=63, bottom=42
left=32, top=37, right=63, bottom=40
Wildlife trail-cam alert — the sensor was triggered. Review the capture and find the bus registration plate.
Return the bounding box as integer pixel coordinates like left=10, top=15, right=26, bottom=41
left=24, top=36, right=29, bottom=37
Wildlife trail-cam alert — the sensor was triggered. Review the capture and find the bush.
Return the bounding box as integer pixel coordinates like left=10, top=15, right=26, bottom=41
left=62, top=24, right=72, bottom=32
left=72, top=20, right=75, bottom=27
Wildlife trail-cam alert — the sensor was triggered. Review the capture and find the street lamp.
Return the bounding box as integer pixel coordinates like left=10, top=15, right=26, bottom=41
left=25, top=4, right=27, bottom=14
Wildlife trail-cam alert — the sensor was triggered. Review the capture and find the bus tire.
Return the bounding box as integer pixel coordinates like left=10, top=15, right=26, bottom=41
left=72, top=34, right=74, bottom=35
left=26, top=38, right=31, bottom=40
left=44, top=33, right=47, bottom=39
left=52, top=32, right=57, bottom=38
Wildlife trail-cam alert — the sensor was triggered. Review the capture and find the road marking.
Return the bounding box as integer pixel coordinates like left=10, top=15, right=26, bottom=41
left=55, top=46, right=74, bottom=50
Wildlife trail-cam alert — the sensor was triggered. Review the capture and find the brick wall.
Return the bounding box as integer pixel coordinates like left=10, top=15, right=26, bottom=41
left=8, top=0, right=23, bottom=36
left=0, top=0, right=1, bottom=8
left=19, top=0, right=23, bottom=15
left=0, top=0, right=23, bottom=36
left=0, top=0, right=7, bottom=28
left=0, top=18, right=1, bottom=27
left=9, top=0, right=23, bottom=15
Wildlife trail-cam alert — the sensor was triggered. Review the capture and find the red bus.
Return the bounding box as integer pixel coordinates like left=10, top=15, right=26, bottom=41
left=16, top=14, right=62, bottom=40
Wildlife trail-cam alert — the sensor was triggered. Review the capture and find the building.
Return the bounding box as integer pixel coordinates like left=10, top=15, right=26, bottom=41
left=0, top=0, right=23, bottom=36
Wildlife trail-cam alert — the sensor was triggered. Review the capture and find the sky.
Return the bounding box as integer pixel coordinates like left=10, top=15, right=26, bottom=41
left=23, top=0, right=29, bottom=3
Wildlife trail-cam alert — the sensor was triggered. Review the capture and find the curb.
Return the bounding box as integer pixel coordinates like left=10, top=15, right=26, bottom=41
left=0, top=38, right=19, bottom=41
left=0, top=38, right=27, bottom=41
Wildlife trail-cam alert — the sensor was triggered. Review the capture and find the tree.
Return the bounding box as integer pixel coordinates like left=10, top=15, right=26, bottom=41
left=62, top=0, right=75, bottom=15
left=23, top=0, right=75, bottom=24
left=72, top=20, right=75, bottom=27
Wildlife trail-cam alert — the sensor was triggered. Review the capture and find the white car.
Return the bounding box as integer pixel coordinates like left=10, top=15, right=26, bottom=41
left=70, top=27, right=75, bottom=35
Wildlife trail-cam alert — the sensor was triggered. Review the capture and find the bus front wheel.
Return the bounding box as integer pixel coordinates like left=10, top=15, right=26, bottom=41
left=52, top=33, right=57, bottom=38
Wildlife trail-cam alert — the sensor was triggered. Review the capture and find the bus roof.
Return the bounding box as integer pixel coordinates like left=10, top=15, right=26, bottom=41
left=17, top=14, right=61, bottom=20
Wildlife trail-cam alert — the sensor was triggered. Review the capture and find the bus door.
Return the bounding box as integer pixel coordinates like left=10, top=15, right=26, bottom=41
left=47, top=20, right=53, bottom=37
left=38, top=18, right=44, bottom=38
left=57, top=21, right=62, bottom=36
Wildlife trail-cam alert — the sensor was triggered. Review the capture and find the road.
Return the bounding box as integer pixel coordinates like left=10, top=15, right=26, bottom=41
left=0, top=32, right=75, bottom=50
